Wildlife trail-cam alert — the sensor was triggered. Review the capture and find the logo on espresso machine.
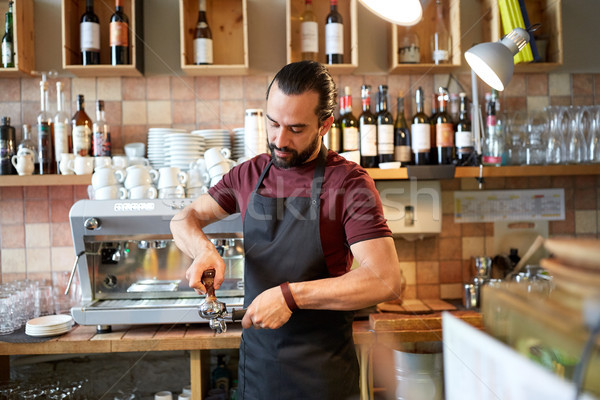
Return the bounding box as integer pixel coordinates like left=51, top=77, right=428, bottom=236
left=113, top=202, right=156, bottom=212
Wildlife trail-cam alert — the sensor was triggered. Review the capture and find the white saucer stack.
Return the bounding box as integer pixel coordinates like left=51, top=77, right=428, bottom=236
left=164, top=133, right=205, bottom=171
left=147, top=128, right=188, bottom=170
left=25, top=314, right=74, bottom=337
left=232, top=128, right=246, bottom=161
left=191, top=129, right=231, bottom=151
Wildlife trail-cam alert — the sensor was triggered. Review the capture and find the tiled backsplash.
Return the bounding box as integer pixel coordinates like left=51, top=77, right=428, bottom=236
left=0, top=72, right=599, bottom=298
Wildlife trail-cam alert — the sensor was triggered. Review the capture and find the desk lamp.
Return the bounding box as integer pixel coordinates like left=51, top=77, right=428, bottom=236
left=358, top=0, right=423, bottom=26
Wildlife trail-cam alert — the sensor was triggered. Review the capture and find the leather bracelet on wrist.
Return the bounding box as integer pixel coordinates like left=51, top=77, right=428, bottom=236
left=280, top=281, right=298, bottom=312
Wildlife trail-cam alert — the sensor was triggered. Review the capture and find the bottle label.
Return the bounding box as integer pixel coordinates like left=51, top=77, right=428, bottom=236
left=432, top=48, right=449, bottom=63
left=486, top=115, right=497, bottom=127
left=54, top=122, right=69, bottom=159
left=395, top=145, right=412, bottom=163
left=194, top=38, right=213, bottom=64
left=325, top=22, right=343, bottom=55
left=359, top=123, right=377, bottom=156
left=80, top=22, right=100, bottom=51
left=455, top=130, right=473, bottom=148
left=0, top=139, right=9, bottom=160
left=436, top=123, right=454, bottom=147
left=398, top=44, right=420, bottom=63
left=93, top=129, right=111, bottom=157
left=342, top=126, right=358, bottom=151
left=377, top=124, right=394, bottom=154
left=110, top=21, right=129, bottom=47
left=73, top=125, right=92, bottom=156
left=300, top=21, right=318, bottom=53
left=2, top=42, right=13, bottom=65
left=482, top=155, right=502, bottom=165
left=411, top=123, right=430, bottom=152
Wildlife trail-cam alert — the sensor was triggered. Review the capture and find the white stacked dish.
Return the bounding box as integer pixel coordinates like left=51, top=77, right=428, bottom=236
left=25, top=314, right=74, bottom=337
left=164, top=133, right=205, bottom=171
left=191, top=129, right=231, bottom=151
left=147, top=128, right=189, bottom=170
left=232, top=128, right=246, bottom=161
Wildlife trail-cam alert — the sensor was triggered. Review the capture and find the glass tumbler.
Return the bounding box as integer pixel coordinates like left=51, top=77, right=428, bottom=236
left=588, top=105, right=600, bottom=163
left=544, top=105, right=567, bottom=164
left=34, top=285, right=55, bottom=318
left=566, top=106, right=588, bottom=164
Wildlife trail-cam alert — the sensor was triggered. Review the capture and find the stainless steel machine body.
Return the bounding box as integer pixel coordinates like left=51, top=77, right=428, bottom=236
left=68, top=199, right=244, bottom=327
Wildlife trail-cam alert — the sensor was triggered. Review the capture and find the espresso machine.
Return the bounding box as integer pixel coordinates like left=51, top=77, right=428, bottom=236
left=68, top=199, right=244, bottom=332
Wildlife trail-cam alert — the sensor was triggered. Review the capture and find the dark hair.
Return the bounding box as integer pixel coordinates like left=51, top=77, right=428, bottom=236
left=266, top=61, right=337, bottom=125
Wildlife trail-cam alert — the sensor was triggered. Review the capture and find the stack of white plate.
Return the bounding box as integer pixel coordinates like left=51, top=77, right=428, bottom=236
left=191, top=129, right=231, bottom=151
left=164, top=133, right=205, bottom=171
left=148, top=128, right=188, bottom=169
left=25, top=314, right=74, bottom=337
left=232, top=128, right=246, bottom=161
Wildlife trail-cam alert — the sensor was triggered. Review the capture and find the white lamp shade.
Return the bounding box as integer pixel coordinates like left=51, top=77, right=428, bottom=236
left=465, top=42, right=514, bottom=91
left=358, top=0, right=423, bottom=26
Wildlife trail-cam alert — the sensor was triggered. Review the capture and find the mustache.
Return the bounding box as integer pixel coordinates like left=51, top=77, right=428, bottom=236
left=268, top=143, right=296, bottom=153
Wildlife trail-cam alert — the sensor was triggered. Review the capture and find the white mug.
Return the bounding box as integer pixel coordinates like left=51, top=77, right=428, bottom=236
left=91, top=167, right=126, bottom=189
left=59, top=153, right=75, bottom=175
left=188, top=168, right=210, bottom=188
left=157, top=167, right=188, bottom=189
left=158, top=185, right=186, bottom=199
left=67, top=156, right=94, bottom=175
left=204, top=147, right=231, bottom=170
left=112, top=155, right=128, bottom=169
left=94, top=156, right=112, bottom=170
left=93, top=185, right=128, bottom=200
left=127, top=156, right=150, bottom=167
left=128, top=185, right=158, bottom=199
left=11, top=148, right=35, bottom=176
left=124, top=165, right=159, bottom=189
left=124, top=142, right=145, bottom=158
left=208, top=160, right=234, bottom=178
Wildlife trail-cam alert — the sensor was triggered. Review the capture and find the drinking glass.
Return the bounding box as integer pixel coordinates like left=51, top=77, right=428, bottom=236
left=566, top=106, right=588, bottom=164
left=525, top=110, right=547, bottom=165
left=0, top=292, right=16, bottom=334
left=34, top=285, right=55, bottom=317
left=544, top=106, right=567, bottom=164
left=588, top=105, right=600, bottom=163
left=506, top=111, right=527, bottom=165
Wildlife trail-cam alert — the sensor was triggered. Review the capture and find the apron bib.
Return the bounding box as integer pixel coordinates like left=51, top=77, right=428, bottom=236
left=238, top=144, right=359, bottom=400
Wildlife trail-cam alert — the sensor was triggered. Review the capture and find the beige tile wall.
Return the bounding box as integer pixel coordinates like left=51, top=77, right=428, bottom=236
left=0, top=72, right=599, bottom=297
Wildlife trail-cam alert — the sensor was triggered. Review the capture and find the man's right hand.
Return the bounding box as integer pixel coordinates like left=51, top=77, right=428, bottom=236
left=184, top=241, right=227, bottom=294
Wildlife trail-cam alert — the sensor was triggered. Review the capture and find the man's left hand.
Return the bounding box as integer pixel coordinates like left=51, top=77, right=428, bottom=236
left=242, top=286, right=293, bottom=330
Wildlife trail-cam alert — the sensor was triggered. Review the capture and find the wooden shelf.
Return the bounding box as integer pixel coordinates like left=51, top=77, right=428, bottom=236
left=61, top=0, right=144, bottom=77
left=0, top=0, right=34, bottom=76
left=179, top=0, right=248, bottom=76
left=389, top=0, right=461, bottom=73
left=0, top=174, right=91, bottom=187
left=286, top=0, right=358, bottom=73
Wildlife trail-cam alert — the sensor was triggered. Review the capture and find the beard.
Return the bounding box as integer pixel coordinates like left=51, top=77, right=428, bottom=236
left=268, top=133, right=321, bottom=169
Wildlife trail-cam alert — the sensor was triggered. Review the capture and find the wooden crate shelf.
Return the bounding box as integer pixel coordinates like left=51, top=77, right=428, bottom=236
left=179, top=0, right=248, bottom=76
left=286, top=0, right=358, bottom=74
left=389, top=0, right=461, bottom=74
left=61, top=0, right=143, bottom=77
left=0, top=0, right=34, bottom=77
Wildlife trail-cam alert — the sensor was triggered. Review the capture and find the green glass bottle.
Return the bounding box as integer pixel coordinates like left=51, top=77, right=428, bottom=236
left=1, top=1, right=14, bottom=68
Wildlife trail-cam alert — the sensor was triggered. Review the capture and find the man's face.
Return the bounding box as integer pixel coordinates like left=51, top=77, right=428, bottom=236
left=266, top=84, right=328, bottom=169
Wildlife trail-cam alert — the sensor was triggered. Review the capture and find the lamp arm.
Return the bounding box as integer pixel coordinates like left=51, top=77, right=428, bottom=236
left=471, top=69, right=483, bottom=157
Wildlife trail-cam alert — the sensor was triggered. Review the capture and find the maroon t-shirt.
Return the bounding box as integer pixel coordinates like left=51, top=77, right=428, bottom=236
left=208, top=150, right=392, bottom=277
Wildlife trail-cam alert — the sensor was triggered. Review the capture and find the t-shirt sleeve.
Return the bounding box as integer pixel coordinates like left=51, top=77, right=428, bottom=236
left=340, top=168, right=392, bottom=245
left=207, top=164, right=242, bottom=215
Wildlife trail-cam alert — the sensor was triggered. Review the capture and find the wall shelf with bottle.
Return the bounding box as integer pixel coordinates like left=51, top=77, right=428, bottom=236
left=0, top=0, right=34, bottom=77
left=388, top=0, right=461, bottom=74
left=179, top=0, right=249, bottom=76
left=61, top=0, right=143, bottom=77
left=286, top=0, right=358, bottom=75
left=0, top=174, right=91, bottom=187
left=480, top=0, right=563, bottom=72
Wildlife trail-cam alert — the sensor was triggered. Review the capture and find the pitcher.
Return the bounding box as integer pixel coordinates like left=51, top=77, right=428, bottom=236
left=11, top=148, right=35, bottom=176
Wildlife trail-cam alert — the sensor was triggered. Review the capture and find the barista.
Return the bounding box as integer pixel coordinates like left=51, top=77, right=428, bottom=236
left=170, top=60, right=404, bottom=400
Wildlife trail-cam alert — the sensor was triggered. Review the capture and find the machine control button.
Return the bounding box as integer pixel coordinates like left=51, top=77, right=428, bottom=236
left=84, top=217, right=100, bottom=230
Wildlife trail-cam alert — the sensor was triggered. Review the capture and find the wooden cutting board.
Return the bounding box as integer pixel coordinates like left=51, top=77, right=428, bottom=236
left=376, top=299, right=456, bottom=314
left=369, top=310, right=482, bottom=331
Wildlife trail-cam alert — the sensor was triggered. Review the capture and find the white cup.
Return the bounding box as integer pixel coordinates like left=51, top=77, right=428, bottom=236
left=178, top=394, right=191, bottom=400
left=92, top=167, right=126, bottom=189
left=158, top=167, right=188, bottom=189
left=93, top=185, right=128, bottom=200
left=158, top=185, right=186, bottom=199
left=124, top=142, right=146, bottom=158
left=188, top=168, right=210, bottom=188
left=208, top=160, right=234, bottom=178
left=127, top=185, right=158, bottom=199
left=127, top=156, right=150, bottom=167
left=59, top=153, right=75, bottom=175
left=94, top=156, right=112, bottom=170
left=124, top=165, right=159, bottom=189
left=112, top=155, right=128, bottom=169
left=11, top=148, right=35, bottom=176
left=204, top=147, right=231, bottom=170
left=67, top=156, right=94, bottom=175
left=154, top=391, right=173, bottom=400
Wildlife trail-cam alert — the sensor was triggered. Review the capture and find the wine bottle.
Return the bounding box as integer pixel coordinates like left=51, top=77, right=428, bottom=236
left=194, top=0, right=213, bottom=65
left=37, top=79, right=54, bottom=174
left=455, top=92, right=475, bottom=165
left=110, top=0, right=129, bottom=65
left=0, top=116, right=16, bottom=174
left=431, top=0, right=451, bottom=65
left=80, top=0, right=100, bottom=65
left=359, top=85, right=377, bottom=168
left=482, top=93, right=502, bottom=166
left=376, top=85, right=394, bottom=164
left=435, top=87, right=454, bottom=164
left=325, top=0, right=343, bottom=64
left=54, top=81, right=72, bottom=172
left=394, top=96, right=412, bottom=165
left=325, top=105, right=342, bottom=153
left=300, top=0, right=318, bottom=61
left=72, top=94, right=93, bottom=157
left=1, top=0, right=14, bottom=68
left=341, top=87, right=358, bottom=152
left=411, top=87, right=431, bottom=165
left=93, top=100, right=111, bottom=156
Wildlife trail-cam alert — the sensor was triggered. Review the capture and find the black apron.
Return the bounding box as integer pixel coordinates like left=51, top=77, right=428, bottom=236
left=238, top=144, right=359, bottom=400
